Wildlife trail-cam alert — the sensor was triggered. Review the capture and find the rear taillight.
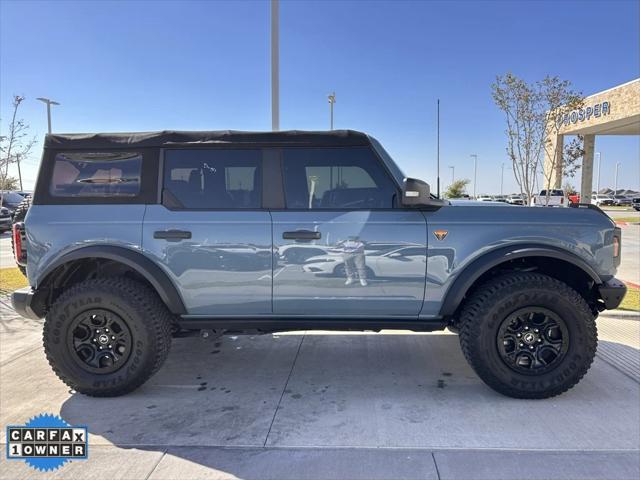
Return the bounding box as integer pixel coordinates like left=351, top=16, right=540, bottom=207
left=560, top=197, right=564, bottom=204
left=12, top=222, right=26, bottom=266
left=613, top=235, right=620, bottom=258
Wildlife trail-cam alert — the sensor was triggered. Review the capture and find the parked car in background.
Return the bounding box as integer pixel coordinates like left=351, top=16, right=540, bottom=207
left=476, top=195, right=494, bottom=202
left=506, top=194, right=524, bottom=205
left=0, top=191, right=25, bottom=217
left=633, top=197, right=640, bottom=211
left=0, top=206, right=12, bottom=232
left=591, top=194, right=615, bottom=207
left=493, top=195, right=508, bottom=203
left=611, top=195, right=632, bottom=206
left=530, top=189, right=567, bottom=207
left=568, top=193, right=580, bottom=205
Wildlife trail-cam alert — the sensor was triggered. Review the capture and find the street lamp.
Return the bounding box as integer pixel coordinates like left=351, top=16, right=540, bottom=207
left=271, top=0, right=279, bottom=131
left=327, top=92, right=336, bottom=130
left=470, top=154, right=478, bottom=199
left=595, top=152, right=601, bottom=195
left=36, top=97, right=60, bottom=134
left=448, top=165, right=455, bottom=184
left=614, top=162, right=621, bottom=193
left=500, top=162, right=505, bottom=196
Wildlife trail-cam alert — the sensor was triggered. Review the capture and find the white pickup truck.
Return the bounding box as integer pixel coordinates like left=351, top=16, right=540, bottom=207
left=530, top=189, right=568, bottom=207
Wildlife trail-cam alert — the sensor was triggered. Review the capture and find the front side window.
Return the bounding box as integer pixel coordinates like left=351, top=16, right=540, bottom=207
left=50, top=152, right=142, bottom=197
left=282, top=147, right=397, bottom=209
left=163, top=149, right=261, bottom=209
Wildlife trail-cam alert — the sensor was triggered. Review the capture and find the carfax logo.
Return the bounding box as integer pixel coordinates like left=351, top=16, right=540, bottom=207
left=6, top=413, right=88, bottom=472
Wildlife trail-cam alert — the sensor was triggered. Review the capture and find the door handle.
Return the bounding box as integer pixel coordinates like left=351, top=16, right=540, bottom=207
left=282, top=230, right=321, bottom=241
left=154, top=230, right=192, bottom=241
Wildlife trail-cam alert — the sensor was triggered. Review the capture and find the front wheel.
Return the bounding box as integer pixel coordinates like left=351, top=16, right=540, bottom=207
left=458, top=272, right=597, bottom=399
left=44, top=278, right=173, bottom=397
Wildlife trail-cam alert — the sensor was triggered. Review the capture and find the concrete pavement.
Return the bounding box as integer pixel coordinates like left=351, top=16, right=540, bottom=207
left=617, top=223, right=640, bottom=287
left=0, top=232, right=14, bottom=270
left=1, top=294, right=638, bottom=479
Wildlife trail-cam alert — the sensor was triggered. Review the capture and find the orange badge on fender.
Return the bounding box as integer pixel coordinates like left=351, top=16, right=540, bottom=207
left=433, top=230, right=448, bottom=241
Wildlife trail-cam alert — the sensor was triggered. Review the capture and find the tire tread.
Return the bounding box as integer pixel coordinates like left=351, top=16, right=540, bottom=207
left=458, top=272, right=597, bottom=399
left=44, top=277, right=172, bottom=397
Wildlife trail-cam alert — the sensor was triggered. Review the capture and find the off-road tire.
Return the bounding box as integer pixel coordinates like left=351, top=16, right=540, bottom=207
left=11, top=196, right=31, bottom=276
left=458, top=272, right=597, bottom=399
left=44, top=278, right=172, bottom=397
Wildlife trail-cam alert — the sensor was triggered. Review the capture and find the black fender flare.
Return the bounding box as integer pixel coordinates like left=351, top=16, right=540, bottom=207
left=438, top=244, right=602, bottom=317
left=37, top=245, right=187, bottom=314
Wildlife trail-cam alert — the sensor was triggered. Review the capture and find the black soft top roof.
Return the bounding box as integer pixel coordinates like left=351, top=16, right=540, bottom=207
left=44, top=129, right=371, bottom=149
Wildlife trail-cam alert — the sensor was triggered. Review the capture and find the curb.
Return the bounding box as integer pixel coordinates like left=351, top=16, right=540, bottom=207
left=615, top=221, right=640, bottom=226
left=600, top=309, right=639, bottom=318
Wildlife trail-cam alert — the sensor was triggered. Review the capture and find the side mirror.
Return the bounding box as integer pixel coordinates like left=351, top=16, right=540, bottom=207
left=402, top=178, right=431, bottom=206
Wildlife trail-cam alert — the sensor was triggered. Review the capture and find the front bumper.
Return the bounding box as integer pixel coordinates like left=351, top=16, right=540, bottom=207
left=11, top=287, right=44, bottom=320
left=0, top=216, right=11, bottom=230
left=598, top=278, right=628, bottom=310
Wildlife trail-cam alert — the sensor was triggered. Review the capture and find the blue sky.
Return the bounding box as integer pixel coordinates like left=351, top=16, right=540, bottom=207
left=1, top=0, right=639, bottom=193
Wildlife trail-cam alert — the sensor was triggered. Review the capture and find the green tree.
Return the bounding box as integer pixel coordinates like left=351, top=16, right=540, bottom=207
left=444, top=179, right=470, bottom=199
left=491, top=73, right=584, bottom=206
left=0, top=176, right=19, bottom=190
left=563, top=182, right=576, bottom=195
left=1, top=95, right=37, bottom=194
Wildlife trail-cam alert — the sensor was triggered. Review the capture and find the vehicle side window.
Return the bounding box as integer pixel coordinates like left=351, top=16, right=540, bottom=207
left=282, top=147, right=397, bottom=209
left=163, top=149, right=261, bottom=209
left=50, top=152, right=142, bottom=197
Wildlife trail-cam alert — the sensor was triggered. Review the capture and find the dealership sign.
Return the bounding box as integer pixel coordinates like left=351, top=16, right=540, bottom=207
left=557, top=101, right=610, bottom=127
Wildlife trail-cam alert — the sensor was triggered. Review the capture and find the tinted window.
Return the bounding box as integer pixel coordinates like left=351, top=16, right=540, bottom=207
left=163, top=149, right=261, bottom=209
left=50, top=152, right=142, bottom=197
left=282, top=147, right=397, bottom=209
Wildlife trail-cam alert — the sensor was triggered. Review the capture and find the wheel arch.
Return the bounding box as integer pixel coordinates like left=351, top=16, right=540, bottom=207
left=438, top=244, right=603, bottom=318
left=36, top=245, right=186, bottom=315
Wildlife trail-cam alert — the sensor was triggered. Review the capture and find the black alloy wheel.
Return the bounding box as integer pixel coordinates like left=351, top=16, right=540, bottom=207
left=497, top=307, right=569, bottom=375
left=67, top=309, right=133, bottom=374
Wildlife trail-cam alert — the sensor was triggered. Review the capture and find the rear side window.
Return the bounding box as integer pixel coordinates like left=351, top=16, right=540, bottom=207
left=282, top=147, right=397, bottom=209
left=50, top=152, right=142, bottom=197
left=163, top=149, right=261, bottom=209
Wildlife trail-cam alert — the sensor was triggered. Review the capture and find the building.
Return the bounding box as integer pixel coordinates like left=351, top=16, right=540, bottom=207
left=544, top=78, right=640, bottom=203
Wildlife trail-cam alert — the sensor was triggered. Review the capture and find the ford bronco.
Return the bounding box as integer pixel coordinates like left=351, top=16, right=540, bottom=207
left=11, top=130, right=626, bottom=398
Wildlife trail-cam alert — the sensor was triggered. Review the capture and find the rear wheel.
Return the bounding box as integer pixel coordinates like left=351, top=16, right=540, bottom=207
left=44, top=278, right=172, bottom=397
left=458, top=272, right=597, bottom=399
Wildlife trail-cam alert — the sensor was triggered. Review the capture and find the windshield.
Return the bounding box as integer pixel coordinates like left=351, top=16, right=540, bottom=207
left=0, top=192, right=24, bottom=203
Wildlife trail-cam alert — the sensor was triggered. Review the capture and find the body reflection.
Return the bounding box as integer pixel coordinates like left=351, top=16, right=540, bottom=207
left=339, top=236, right=368, bottom=286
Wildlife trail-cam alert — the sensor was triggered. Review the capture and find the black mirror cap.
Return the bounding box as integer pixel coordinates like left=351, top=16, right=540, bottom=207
left=402, top=177, right=431, bottom=206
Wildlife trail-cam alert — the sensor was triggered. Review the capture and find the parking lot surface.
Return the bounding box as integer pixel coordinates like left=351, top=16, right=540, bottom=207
left=0, top=293, right=638, bottom=479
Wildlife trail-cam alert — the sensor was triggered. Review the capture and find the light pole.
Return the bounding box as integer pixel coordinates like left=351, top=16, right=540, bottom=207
left=448, top=165, right=455, bottom=184
left=436, top=99, right=440, bottom=198
left=271, top=0, right=279, bottom=131
left=500, top=162, right=505, bottom=196
left=614, top=162, right=620, bottom=193
left=36, top=97, right=60, bottom=134
left=327, top=92, right=336, bottom=130
left=470, top=154, right=478, bottom=199
left=595, top=152, right=601, bottom=195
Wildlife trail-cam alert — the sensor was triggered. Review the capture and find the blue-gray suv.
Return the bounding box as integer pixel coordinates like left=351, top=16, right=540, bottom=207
left=11, top=130, right=626, bottom=398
